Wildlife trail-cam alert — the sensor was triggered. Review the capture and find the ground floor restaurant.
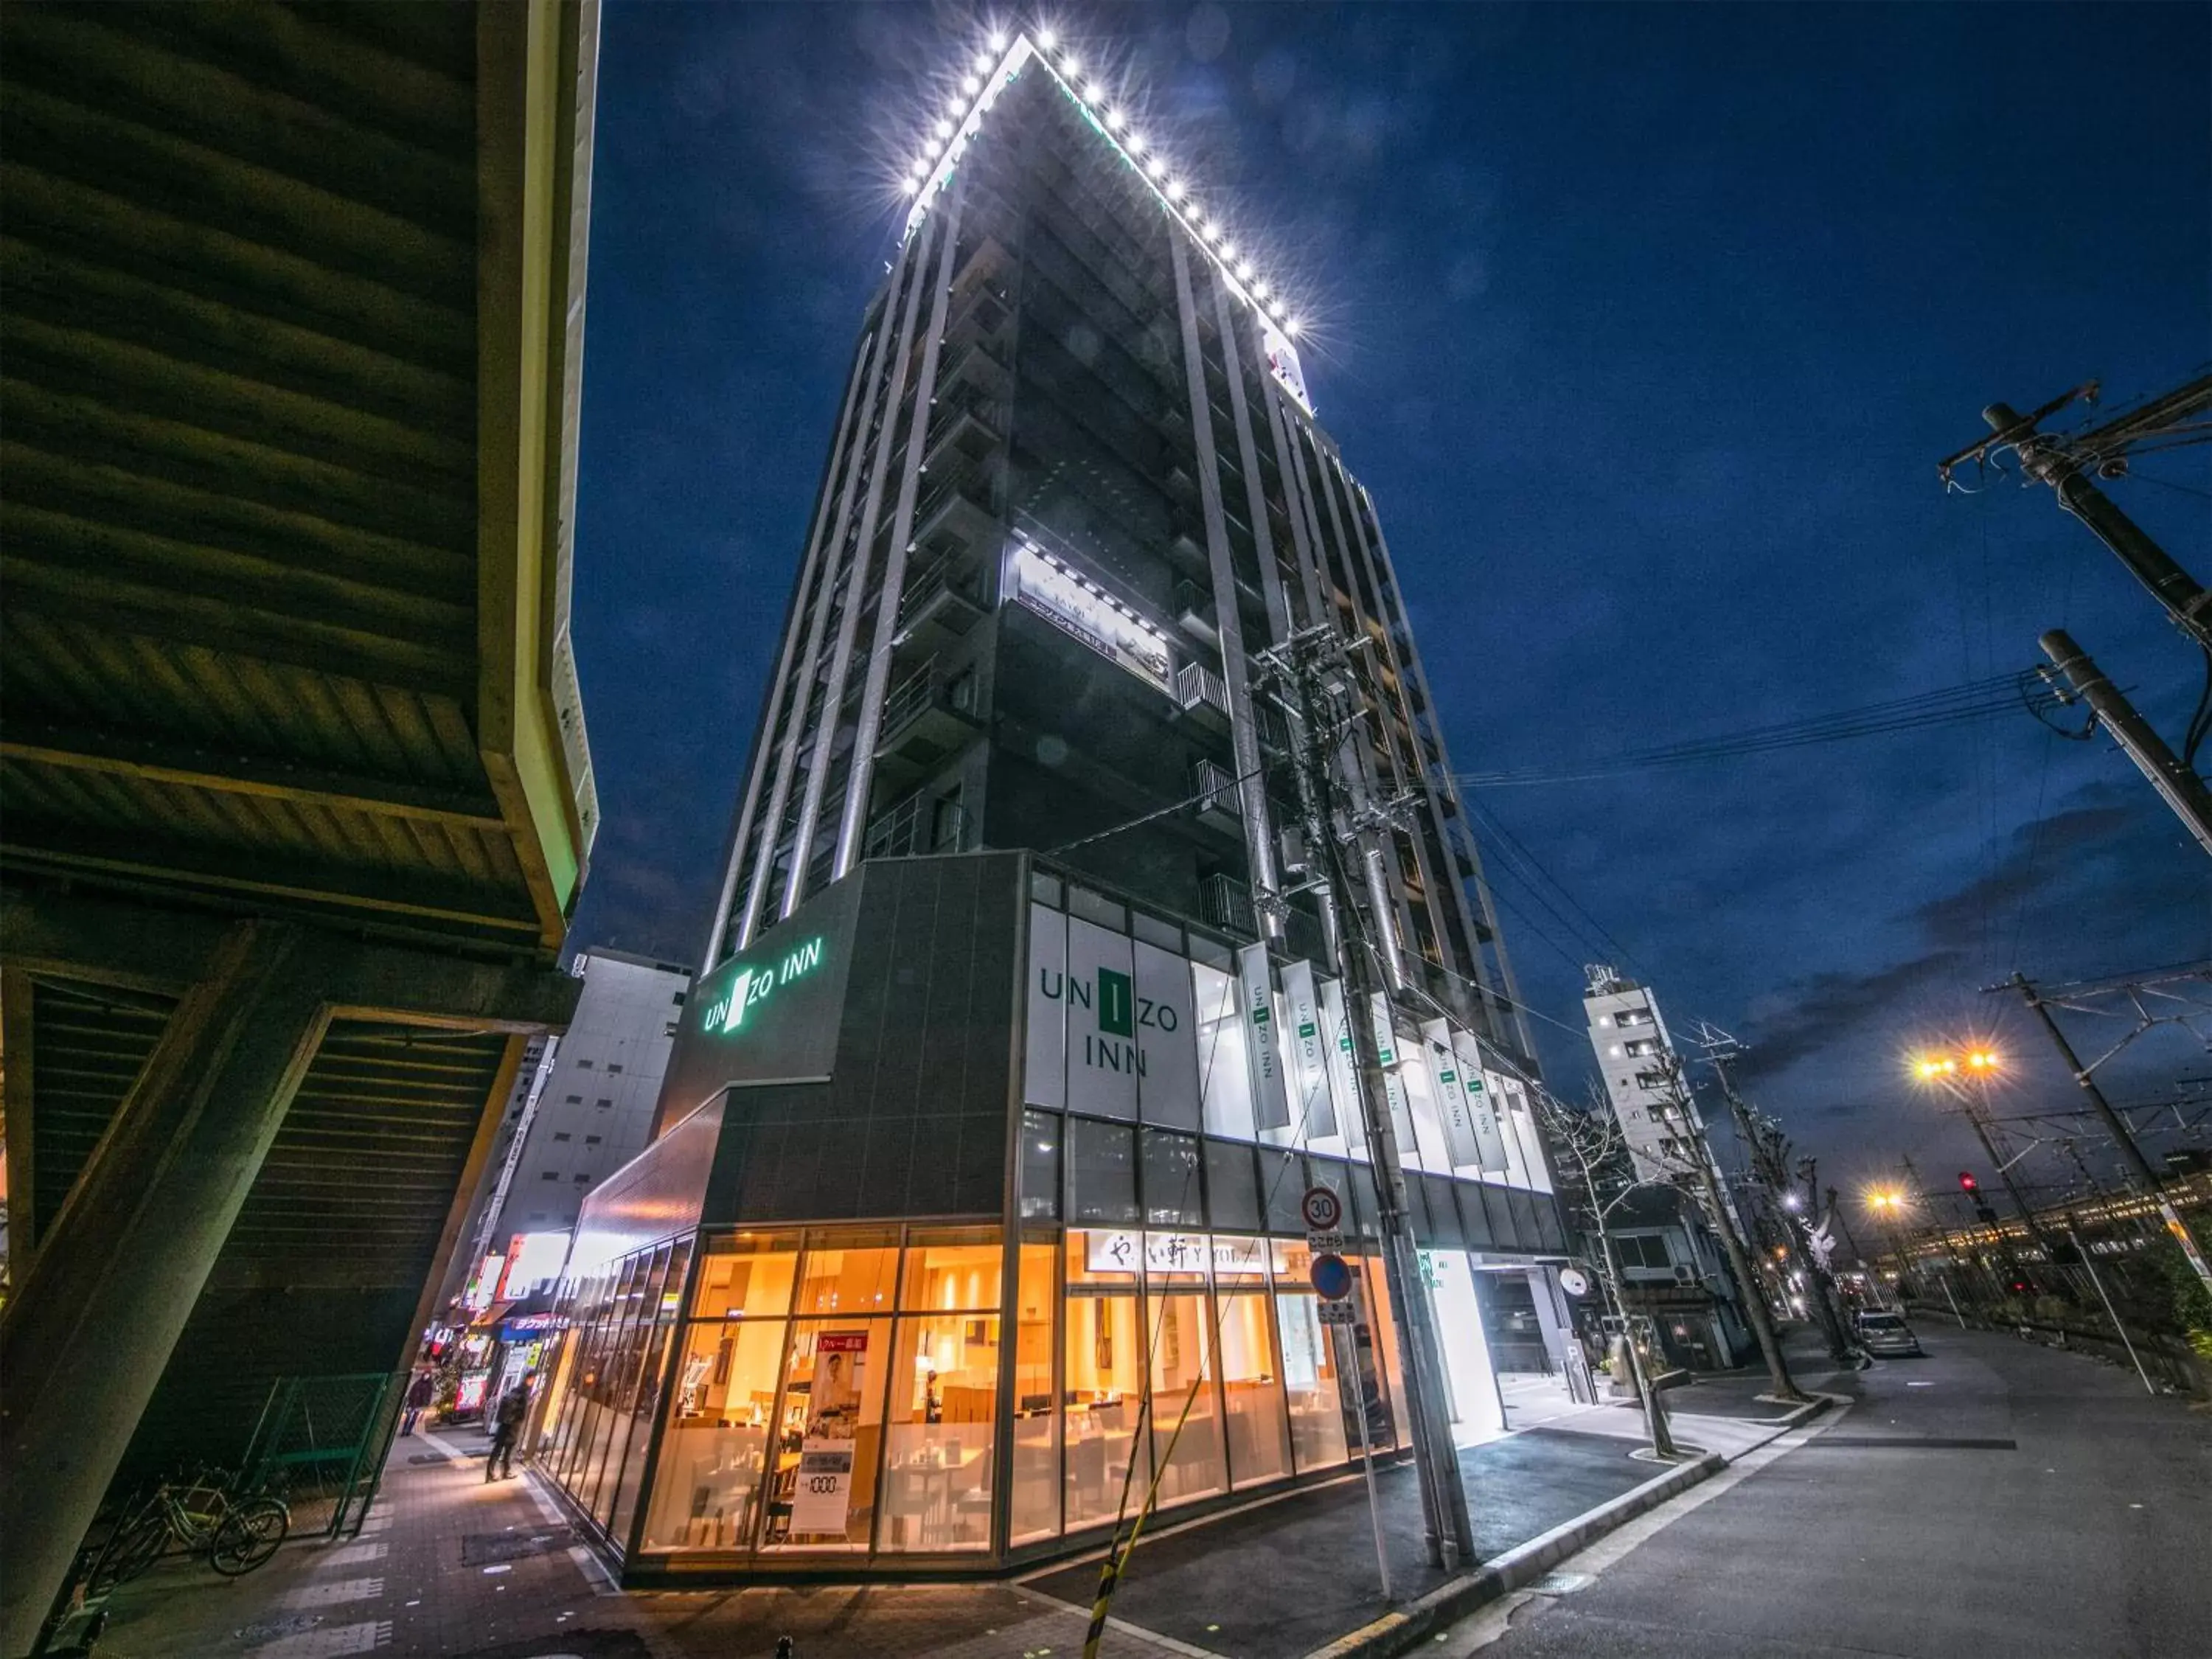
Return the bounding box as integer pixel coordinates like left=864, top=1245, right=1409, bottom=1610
left=531, top=1222, right=1563, bottom=1578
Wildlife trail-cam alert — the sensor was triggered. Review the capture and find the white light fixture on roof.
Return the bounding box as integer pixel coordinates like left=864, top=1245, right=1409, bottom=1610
left=1253, top=279, right=1270, bottom=298
left=976, top=50, right=994, bottom=69
left=1147, top=155, right=1166, bottom=176
left=1106, top=108, right=1125, bottom=130
left=988, top=31, right=1006, bottom=50
left=1128, top=132, right=1146, bottom=154
left=1037, top=27, right=1057, bottom=49
left=1236, top=260, right=1253, bottom=280
left=964, top=75, right=982, bottom=93
left=1286, top=317, right=1302, bottom=335
left=1084, top=81, right=1103, bottom=102
left=1061, top=52, right=1079, bottom=74
left=903, top=178, right=920, bottom=194
left=1166, top=178, right=1183, bottom=198
left=1220, top=240, right=1237, bottom=258
left=936, top=119, right=953, bottom=138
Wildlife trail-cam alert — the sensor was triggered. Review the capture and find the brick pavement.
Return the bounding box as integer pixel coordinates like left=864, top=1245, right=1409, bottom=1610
left=92, top=1350, right=1834, bottom=1659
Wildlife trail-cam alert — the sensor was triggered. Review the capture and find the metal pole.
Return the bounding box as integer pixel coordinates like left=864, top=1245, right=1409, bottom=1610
left=1335, top=1320, right=1391, bottom=1599
left=2039, top=630, right=2212, bottom=856
left=1939, top=1272, right=1965, bottom=1326
left=2011, top=973, right=2212, bottom=1303
left=1273, top=627, right=1473, bottom=1569
left=2067, top=1222, right=2156, bottom=1396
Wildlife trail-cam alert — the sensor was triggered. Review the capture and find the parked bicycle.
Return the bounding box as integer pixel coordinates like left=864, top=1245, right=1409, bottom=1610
left=104, top=1465, right=291, bottom=1582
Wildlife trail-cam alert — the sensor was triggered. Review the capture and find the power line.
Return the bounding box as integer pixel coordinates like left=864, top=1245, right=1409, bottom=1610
left=1458, top=671, right=2053, bottom=787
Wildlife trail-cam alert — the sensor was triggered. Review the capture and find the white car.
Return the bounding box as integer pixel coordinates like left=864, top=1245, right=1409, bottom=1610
left=1855, top=1310, right=1924, bottom=1357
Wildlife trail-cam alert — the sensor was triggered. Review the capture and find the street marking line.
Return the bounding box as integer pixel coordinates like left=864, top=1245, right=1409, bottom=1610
left=283, top=1579, right=383, bottom=1610
left=316, top=1542, right=388, bottom=1570
left=250, top=1618, right=393, bottom=1657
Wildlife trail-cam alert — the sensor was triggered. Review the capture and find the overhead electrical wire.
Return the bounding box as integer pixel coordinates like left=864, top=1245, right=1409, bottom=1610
left=1457, top=669, right=2059, bottom=787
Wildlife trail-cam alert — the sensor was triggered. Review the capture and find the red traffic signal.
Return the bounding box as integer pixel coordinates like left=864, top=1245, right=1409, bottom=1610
left=1958, top=1171, right=1980, bottom=1193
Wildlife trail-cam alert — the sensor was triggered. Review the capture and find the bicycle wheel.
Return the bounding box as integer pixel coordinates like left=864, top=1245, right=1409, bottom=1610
left=208, top=1498, right=288, bottom=1576
left=97, top=1505, right=171, bottom=1590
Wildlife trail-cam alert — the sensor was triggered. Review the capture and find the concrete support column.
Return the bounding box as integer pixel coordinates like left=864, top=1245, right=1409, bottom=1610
left=0, top=922, right=328, bottom=1655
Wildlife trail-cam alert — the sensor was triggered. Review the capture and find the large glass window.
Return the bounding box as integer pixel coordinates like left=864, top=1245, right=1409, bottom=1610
left=796, top=1229, right=900, bottom=1318
left=642, top=1314, right=787, bottom=1551
left=1141, top=1129, right=1204, bottom=1228
left=1068, top=1117, right=1138, bottom=1225
left=1146, top=1287, right=1224, bottom=1507
left=763, top=1318, right=891, bottom=1551
left=1273, top=1288, right=1350, bottom=1473
left=1020, top=1108, right=1062, bottom=1220
left=1214, top=1241, right=1290, bottom=1489
left=1009, top=1241, right=1061, bottom=1545
left=880, top=1313, right=999, bottom=1551
left=691, top=1232, right=799, bottom=1321
left=1063, top=1230, right=1146, bottom=1531
left=901, top=1228, right=1002, bottom=1314
left=607, top=1239, right=692, bottom=1544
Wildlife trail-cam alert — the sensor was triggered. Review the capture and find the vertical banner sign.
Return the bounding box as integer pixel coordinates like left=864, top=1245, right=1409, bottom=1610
left=1238, top=943, right=1292, bottom=1131
left=1501, top=1078, right=1551, bottom=1191
left=1478, top=1067, right=1525, bottom=1180
left=791, top=1329, right=870, bottom=1537
left=1455, top=1038, right=1512, bottom=1173
left=1281, top=961, right=1340, bottom=1141
left=1366, top=993, right=1417, bottom=1155
left=1422, top=1018, right=1483, bottom=1169
left=1067, top=917, right=1140, bottom=1119
left=1025, top=905, right=1067, bottom=1110
left=1133, top=938, right=1200, bottom=1128
left=1318, top=976, right=1365, bottom=1156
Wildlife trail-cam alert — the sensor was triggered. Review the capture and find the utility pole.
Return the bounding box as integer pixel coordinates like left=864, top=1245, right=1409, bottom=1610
left=1941, top=377, right=2212, bottom=647
left=1258, top=623, right=1475, bottom=1571
left=2007, top=973, right=2212, bottom=1304
left=2039, top=630, right=2212, bottom=858
left=1655, top=1057, right=1805, bottom=1401
left=1696, top=1032, right=1853, bottom=1363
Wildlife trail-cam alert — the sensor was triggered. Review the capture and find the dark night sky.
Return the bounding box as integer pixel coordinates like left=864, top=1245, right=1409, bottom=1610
left=569, top=2, right=2210, bottom=1208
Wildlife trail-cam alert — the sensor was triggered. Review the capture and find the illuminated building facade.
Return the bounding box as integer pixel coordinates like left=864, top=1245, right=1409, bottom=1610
left=533, top=29, right=1575, bottom=1582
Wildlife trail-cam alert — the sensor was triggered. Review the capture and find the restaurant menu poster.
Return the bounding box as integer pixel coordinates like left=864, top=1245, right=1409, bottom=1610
left=791, top=1329, right=869, bottom=1534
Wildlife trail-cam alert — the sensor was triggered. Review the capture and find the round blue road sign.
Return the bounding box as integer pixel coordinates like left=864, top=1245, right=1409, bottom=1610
left=1308, top=1252, right=1353, bottom=1301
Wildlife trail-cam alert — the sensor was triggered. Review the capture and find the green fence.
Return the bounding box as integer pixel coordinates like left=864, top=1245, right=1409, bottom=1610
left=240, top=1372, right=405, bottom=1540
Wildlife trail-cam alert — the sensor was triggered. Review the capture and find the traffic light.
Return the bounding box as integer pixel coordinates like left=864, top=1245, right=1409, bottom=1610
left=1958, top=1171, right=1978, bottom=1194
left=1960, top=1171, right=2000, bottom=1227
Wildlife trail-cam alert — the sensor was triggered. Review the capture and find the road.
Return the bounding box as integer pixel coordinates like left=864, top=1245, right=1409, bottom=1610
left=1449, top=1322, right=2212, bottom=1659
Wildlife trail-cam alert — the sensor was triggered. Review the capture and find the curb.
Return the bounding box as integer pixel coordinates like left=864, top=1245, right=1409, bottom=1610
left=1299, top=1397, right=1834, bottom=1659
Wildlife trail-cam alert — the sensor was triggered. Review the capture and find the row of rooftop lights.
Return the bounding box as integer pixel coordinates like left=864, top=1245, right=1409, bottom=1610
left=902, top=26, right=1302, bottom=338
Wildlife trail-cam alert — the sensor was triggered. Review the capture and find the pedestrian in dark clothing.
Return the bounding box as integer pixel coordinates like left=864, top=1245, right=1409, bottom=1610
left=402, top=1370, right=436, bottom=1436
left=486, top=1379, right=530, bottom=1481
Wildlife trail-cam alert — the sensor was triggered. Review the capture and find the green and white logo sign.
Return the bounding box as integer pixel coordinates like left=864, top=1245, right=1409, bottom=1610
left=703, top=935, right=826, bottom=1037
left=1024, top=907, right=1197, bottom=1124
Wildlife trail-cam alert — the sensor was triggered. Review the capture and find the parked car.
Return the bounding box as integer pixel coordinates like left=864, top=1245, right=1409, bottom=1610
left=1855, top=1310, right=1924, bottom=1357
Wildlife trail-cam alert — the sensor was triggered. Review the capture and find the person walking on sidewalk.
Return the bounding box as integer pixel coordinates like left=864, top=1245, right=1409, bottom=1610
left=485, top=1377, right=531, bottom=1481
left=401, top=1368, right=436, bottom=1436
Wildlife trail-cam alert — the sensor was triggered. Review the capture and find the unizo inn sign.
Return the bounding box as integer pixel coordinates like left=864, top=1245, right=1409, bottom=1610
left=703, top=935, right=826, bottom=1037
left=1025, top=906, right=1200, bottom=1126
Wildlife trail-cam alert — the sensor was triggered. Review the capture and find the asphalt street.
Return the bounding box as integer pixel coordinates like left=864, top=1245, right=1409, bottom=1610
left=1449, top=1323, right=2212, bottom=1659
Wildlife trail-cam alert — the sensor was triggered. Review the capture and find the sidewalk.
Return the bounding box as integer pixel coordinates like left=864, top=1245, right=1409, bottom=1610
left=95, top=1367, right=1832, bottom=1659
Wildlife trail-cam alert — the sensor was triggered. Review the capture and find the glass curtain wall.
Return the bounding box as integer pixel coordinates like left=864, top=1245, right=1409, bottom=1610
left=545, top=1222, right=1411, bottom=1568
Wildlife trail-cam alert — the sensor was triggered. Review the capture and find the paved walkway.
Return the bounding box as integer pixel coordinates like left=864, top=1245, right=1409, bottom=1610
left=95, top=1341, right=1837, bottom=1659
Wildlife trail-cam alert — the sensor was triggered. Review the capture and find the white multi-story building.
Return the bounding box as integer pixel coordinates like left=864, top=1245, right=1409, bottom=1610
left=480, top=948, right=692, bottom=1251
left=1582, top=965, right=1684, bottom=1184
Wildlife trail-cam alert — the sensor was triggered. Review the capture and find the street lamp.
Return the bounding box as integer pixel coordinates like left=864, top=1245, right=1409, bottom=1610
left=1908, top=1044, right=2053, bottom=1259
left=1863, top=1186, right=1913, bottom=1308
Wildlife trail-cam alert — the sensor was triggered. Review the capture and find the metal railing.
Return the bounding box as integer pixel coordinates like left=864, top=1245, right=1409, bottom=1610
left=1198, top=872, right=1255, bottom=939
left=1191, top=758, right=1240, bottom=818
left=1176, top=661, right=1229, bottom=720
left=879, top=658, right=942, bottom=740
left=864, top=793, right=973, bottom=859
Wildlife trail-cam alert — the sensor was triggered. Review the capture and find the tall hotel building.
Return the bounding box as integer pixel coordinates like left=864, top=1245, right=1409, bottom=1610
left=535, top=29, right=1576, bottom=1580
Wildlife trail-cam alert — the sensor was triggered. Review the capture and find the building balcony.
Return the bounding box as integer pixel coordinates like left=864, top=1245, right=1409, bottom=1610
left=1198, top=871, right=1256, bottom=939
left=936, top=338, right=1010, bottom=401
left=922, top=394, right=1006, bottom=474
left=892, top=557, right=985, bottom=655
left=1173, top=580, right=1218, bottom=647
left=863, top=792, right=973, bottom=860
left=911, top=469, right=999, bottom=557
left=1191, top=758, right=1241, bottom=834
left=874, top=657, right=982, bottom=787
left=1173, top=661, right=1231, bottom=734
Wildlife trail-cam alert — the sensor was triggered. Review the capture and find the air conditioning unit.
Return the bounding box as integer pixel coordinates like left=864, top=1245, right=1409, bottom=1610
left=1673, top=1265, right=1694, bottom=1284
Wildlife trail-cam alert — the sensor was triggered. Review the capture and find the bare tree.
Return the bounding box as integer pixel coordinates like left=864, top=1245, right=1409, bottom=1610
left=1534, top=1086, right=1681, bottom=1459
